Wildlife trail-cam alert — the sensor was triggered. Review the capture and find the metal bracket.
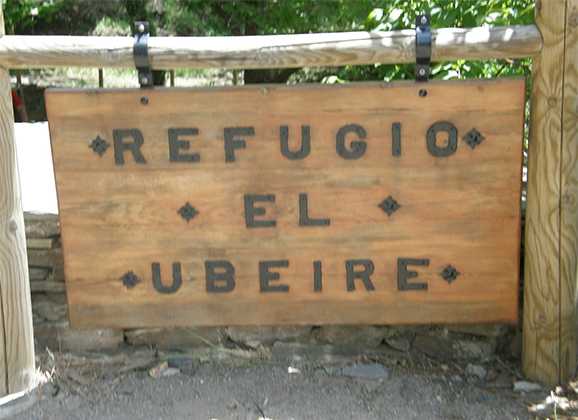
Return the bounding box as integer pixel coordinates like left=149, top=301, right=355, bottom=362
left=415, top=14, right=431, bottom=82
left=133, top=21, right=153, bottom=88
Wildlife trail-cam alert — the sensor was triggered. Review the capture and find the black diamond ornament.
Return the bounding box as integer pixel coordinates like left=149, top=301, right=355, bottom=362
left=463, top=128, right=485, bottom=149
left=178, top=202, right=199, bottom=222
left=440, top=265, right=460, bottom=284
left=89, top=135, right=110, bottom=156
left=378, top=195, right=401, bottom=216
left=121, top=271, right=140, bottom=289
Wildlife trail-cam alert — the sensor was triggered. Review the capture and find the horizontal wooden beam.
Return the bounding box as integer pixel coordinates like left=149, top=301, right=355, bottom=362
left=0, top=25, right=541, bottom=70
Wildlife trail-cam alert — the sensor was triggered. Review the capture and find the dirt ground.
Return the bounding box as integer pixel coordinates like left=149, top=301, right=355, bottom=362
left=6, top=347, right=563, bottom=420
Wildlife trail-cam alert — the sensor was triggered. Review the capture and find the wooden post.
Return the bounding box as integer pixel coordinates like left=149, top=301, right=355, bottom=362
left=0, top=5, right=36, bottom=397
left=523, top=0, right=578, bottom=385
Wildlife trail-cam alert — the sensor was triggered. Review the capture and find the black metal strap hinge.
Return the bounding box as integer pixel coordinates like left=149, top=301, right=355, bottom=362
left=133, top=21, right=153, bottom=88
left=415, top=14, right=431, bottom=82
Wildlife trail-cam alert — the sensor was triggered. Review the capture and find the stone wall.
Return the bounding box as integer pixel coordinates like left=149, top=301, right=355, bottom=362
left=26, top=213, right=518, bottom=362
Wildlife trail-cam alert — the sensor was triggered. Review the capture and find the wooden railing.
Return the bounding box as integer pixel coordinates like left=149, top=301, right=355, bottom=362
left=0, top=25, right=541, bottom=69
left=0, top=0, right=575, bottom=401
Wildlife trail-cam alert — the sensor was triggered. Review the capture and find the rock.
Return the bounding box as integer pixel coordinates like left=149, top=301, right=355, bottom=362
left=271, top=342, right=387, bottom=364
left=447, top=324, right=508, bottom=338
left=30, top=281, right=66, bottom=293
left=60, top=328, right=123, bottom=352
left=24, top=213, right=59, bottom=238
left=27, top=248, right=64, bottom=270
left=161, top=367, right=180, bottom=377
left=509, top=331, right=522, bottom=358
left=513, top=381, right=542, bottom=393
left=385, top=337, right=411, bottom=352
left=125, top=327, right=224, bottom=349
left=414, top=334, right=496, bottom=361
left=29, top=267, right=50, bottom=281
left=315, top=326, right=388, bottom=348
left=413, top=335, right=453, bottom=360
left=27, top=238, right=55, bottom=250
left=339, top=363, right=390, bottom=380
left=485, top=368, right=499, bottom=382
left=34, top=322, right=123, bottom=352
left=32, top=295, right=67, bottom=322
left=226, top=326, right=311, bottom=348
left=167, top=356, right=194, bottom=370
left=453, top=339, right=496, bottom=360
left=52, top=264, right=65, bottom=282
left=465, top=364, right=487, bottom=380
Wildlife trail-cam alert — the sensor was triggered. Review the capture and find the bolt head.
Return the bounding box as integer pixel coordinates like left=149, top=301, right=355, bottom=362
left=420, top=16, right=428, bottom=25
left=418, top=68, right=426, bottom=76
left=138, top=23, right=145, bottom=33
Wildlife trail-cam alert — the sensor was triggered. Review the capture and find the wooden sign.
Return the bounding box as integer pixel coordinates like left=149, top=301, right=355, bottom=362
left=46, top=79, right=524, bottom=328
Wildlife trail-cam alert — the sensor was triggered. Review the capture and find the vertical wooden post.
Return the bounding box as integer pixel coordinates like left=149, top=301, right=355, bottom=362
left=523, top=0, right=578, bottom=385
left=0, top=4, right=36, bottom=396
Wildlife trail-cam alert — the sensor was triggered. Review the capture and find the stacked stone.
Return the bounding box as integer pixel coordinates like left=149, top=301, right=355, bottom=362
left=25, top=213, right=123, bottom=352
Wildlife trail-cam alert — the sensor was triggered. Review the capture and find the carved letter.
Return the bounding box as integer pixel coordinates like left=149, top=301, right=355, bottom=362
left=168, top=128, right=200, bottom=163
left=259, top=260, right=289, bottom=292
left=313, top=260, right=323, bottom=292
left=426, top=121, right=457, bottom=157
left=205, top=260, right=235, bottom=293
left=299, top=193, right=330, bottom=227
left=280, top=125, right=311, bottom=160
left=244, top=194, right=276, bottom=228
left=397, top=258, right=429, bottom=291
left=151, top=262, right=182, bottom=294
left=336, top=124, right=367, bottom=159
left=224, top=126, right=255, bottom=162
left=392, top=122, right=402, bottom=157
left=345, top=259, right=375, bottom=291
left=113, top=128, right=146, bottom=165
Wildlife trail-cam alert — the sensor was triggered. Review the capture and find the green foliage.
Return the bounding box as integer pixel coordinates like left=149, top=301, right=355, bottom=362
left=4, top=0, right=62, bottom=34
left=4, top=0, right=122, bottom=35
left=299, top=0, right=535, bottom=83
left=162, top=0, right=374, bottom=36
left=92, top=16, right=131, bottom=37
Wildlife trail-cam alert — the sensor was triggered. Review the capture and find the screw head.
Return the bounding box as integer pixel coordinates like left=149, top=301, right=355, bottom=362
left=418, top=89, right=428, bottom=97
left=140, top=96, right=149, bottom=105
left=418, top=68, right=426, bottom=76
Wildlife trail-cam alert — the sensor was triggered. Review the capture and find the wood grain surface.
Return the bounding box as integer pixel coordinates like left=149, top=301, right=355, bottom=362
left=523, top=0, right=577, bottom=386
left=0, top=8, right=36, bottom=397
left=0, top=25, right=541, bottom=70
left=46, top=80, right=524, bottom=328
left=560, top=0, right=578, bottom=384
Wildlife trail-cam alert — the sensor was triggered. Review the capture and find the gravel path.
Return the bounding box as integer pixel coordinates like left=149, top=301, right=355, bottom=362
left=12, top=361, right=534, bottom=420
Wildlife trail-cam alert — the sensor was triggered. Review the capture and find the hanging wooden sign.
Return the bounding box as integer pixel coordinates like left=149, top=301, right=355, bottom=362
left=46, top=79, right=524, bottom=328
